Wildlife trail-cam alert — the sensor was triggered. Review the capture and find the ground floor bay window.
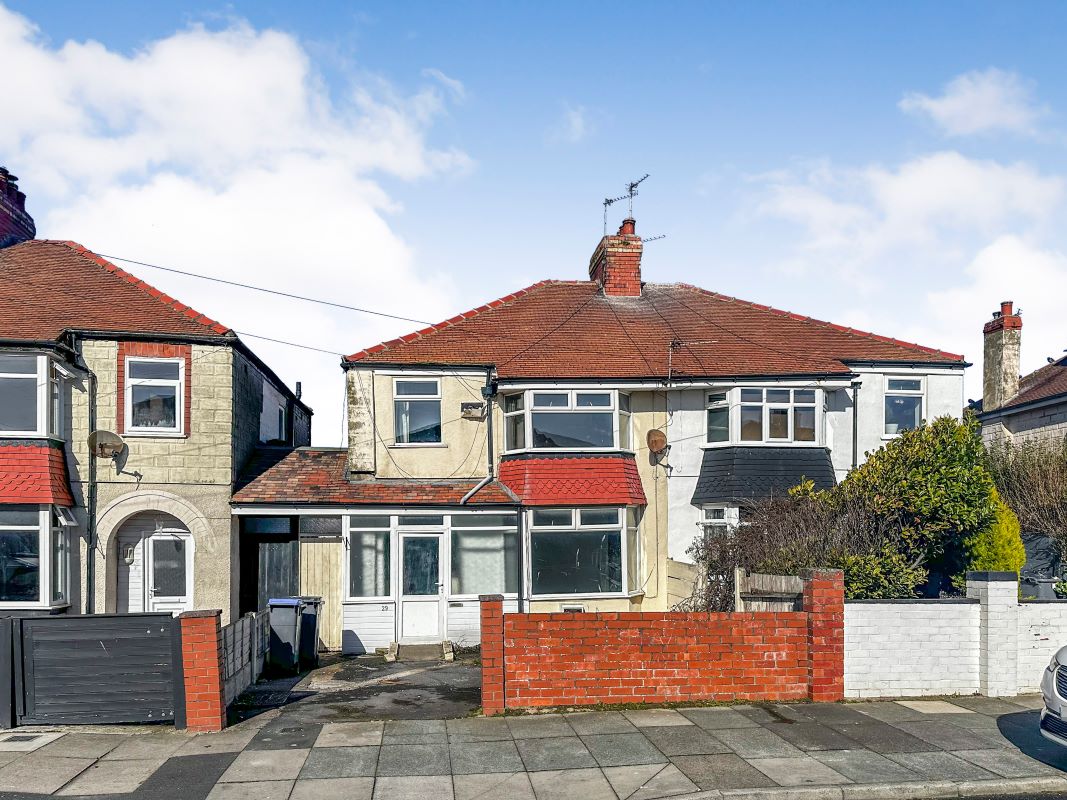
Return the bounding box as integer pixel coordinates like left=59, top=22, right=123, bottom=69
left=0, top=504, right=72, bottom=609
left=528, top=507, right=642, bottom=599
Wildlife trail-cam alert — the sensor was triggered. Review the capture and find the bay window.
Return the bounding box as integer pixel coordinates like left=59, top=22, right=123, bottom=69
left=530, top=507, right=625, bottom=597
left=126, top=357, right=184, bottom=434
left=884, top=377, right=923, bottom=435
left=450, top=513, right=518, bottom=596
left=706, top=387, right=820, bottom=445
left=0, top=504, right=72, bottom=607
left=393, top=379, right=442, bottom=444
left=503, top=390, right=630, bottom=451
left=0, top=353, right=41, bottom=434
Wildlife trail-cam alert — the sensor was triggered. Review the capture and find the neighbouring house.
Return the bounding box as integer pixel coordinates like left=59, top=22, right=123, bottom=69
left=0, top=168, right=310, bottom=622
left=233, top=216, right=966, bottom=654
left=977, top=301, right=1067, bottom=445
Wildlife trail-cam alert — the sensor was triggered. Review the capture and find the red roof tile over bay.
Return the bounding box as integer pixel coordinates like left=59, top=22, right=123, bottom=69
left=0, top=240, right=231, bottom=342
left=346, top=281, right=963, bottom=380
left=498, top=455, right=647, bottom=507
left=0, top=441, right=74, bottom=506
left=233, top=448, right=518, bottom=506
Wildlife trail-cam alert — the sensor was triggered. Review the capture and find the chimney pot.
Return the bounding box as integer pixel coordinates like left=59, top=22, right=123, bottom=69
left=1000, top=300, right=1013, bottom=317
left=618, top=218, right=636, bottom=236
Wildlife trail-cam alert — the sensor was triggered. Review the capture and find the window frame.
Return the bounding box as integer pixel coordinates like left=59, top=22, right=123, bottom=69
left=527, top=506, right=629, bottom=600
left=392, top=377, right=443, bottom=447
left=124, top=356, right=186, bottom=437
left=502, top=389, right=630, bottom=453
left=704, top=387, right=822, bottom=448
left=0, top=504, right=72, bottom=610
left=701, top=504, right=741, bottom=536
left=883, top=375, right=925, bottom=438
left=344, top=515, right=393, bottom=601
left=447, top=513, right=520, bottom=600
left=0, top=352, right=47, bottom=437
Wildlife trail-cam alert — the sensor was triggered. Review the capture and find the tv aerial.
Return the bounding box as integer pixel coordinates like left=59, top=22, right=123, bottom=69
left=603, top=174, right=650, bottom=234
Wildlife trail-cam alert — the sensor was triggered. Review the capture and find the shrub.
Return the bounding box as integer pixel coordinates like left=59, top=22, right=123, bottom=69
left=959, top=489, right=1025, bottom=578
left=837, top=546, right=927, bottom=600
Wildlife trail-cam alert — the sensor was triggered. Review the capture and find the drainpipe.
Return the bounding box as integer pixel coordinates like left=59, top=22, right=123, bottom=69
left=80, top=340, right=98, bottom=614
left=850, top=380, right=861, bottom=470
left=460, top=367, right=496, bottom=505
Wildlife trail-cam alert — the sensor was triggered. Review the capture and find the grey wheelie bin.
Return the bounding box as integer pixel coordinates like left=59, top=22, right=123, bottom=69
left=268, top=597, right=305, bottom=674
left=298, top=596, right=324, bottom=669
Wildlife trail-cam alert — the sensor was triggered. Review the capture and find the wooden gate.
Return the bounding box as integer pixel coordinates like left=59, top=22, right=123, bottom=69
left=4, top=614, right=183, bottom=726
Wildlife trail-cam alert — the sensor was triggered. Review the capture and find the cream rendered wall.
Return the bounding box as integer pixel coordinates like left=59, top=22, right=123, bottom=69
left=371, top=372, right=489, bottom=479
left=77, top=340, right=237, bottom=622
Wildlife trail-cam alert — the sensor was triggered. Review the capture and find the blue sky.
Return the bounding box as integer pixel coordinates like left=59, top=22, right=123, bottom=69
left=4, top=2, right=1066, bottom=443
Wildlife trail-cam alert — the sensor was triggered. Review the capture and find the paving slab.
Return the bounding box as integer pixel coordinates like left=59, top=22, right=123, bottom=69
left=768, top=704, right=814, bottom=722
left=206, top=780, right=295, bottom=800
left=0, top=754, right=96, bottom=795
left=447, top=717, right=512, bottom=741
left=895, top=700, right=974, bottom=715
left=450, top=739, right=524, bottom=774
left=640, top=724, right=733, bottom=756
left=946, top=696, right=1035, bottom=716
left=565, top=711, right=638, bottom=735
left=377, top=743, right=451, bottom=776
left=246, top=722, right=322, bottom=750
left=891, top=719, right=1003, bottom=751
left=951, top=747, right=1062, bottom=778
left=516, top=735, right=597, bottom=771
left=175, top=730, right=259, bottom=757
left=582, top=732, right=668, bottom=767
left=624, top=708, right=694, bottom=727
left=452, top=772, right=537, bottom=800
left=1008, top=694, right=1046, bottom=710
left=827, top=722, right=933, bottom=754
left=300, top=745, right=379, bottom=778
left=507, top=715, right=574, bottom=739
left=884, top=750, right=1000, bottom=781
left=748, top=756, right=853, bottom=786
left=601, top=763, right=665, bottom=799
left=36, top=733, right=126, bottom=759
left=134, top=752, right=242, bottom=800
left=810, top=749, right=920, bottom=783
left=850, top=703, right=929, bottom=724
left=795, top=704, right=872, bottom=726
left=527, top=767, right=618, bottom=800
left=712, top=727, right=805, bottom=758
left=290, top=776, right=374, bottom=800
left=0, top=731, right=66, bottom=752
left=100, top=733, right=189, bottom=761
left=0, top=752, right=21, bottom=769
left=56, top=757, right=166, bottom=795
left=626, top=764, right=701, bottom=800
left=315, top=721, right=384, bottom=748
left=921, top=712, right=1006, bottom=735
left=734, top=705, right=782, bottom=724
left=680, top=707, right=761, bottom=730
left=383, top=732, right=448, bottom=745
left=670, top=753, right=778, bottom=791
left=454, top=771, right=536, bottom=800
left=771, top=722, right=861, bottom=751
left=840, top=779, right=959, bottom=799
left=384, top=719, right=447, bottom=736
left=218, top=748, right=309, bottom=782
left=373, top=775, right=455, bottom=800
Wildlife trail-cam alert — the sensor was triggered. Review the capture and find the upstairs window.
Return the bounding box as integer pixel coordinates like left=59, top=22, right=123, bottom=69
left=504, top=390, right=625, bottom=451
left=126, top=357, right=184, bottom=434
left=707, top=387, right=819, bottom=445
left=706, top=391, right=729, bottom=443
left=0, top=353, right=40, bottom=434
left=884, top=377, right=923, bottom=436
left=393, top=379, right=441, bottom=444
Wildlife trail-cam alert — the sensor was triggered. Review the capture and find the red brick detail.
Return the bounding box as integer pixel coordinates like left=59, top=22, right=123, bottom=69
left=480, top=570, right=845, bottom=710
left=803, top=569, right=845, bottom=703
left=983, top=301, right=1023, bottom=335
left=179, top=610, right=227, bottom=732
left=479, top=595, right=506, bottom=716
left=0, top=441, right=74, bottom=506
left=497, top=455, right=646, bottom=506
left=589, top=220, right=643, bottom=297
left=116, top=341, right=192, bottom=437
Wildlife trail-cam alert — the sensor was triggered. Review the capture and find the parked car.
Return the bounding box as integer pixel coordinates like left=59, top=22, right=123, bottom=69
left=1040, top=646, right=1067, bottom=743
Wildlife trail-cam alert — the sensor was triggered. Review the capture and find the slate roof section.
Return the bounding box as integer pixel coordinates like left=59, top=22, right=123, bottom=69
left=0, top=240, right=231, bottom=342
left=497, top=453, right=647, bottom=507
left=346, top=281, right=964, bottom=380
left=996, top=356, right=1067, bottom=414
left=0, top=440, right=74, bottom=506
left=691, top=446, right=837, bottom=505
left=233, top=447, right=518, bottom=506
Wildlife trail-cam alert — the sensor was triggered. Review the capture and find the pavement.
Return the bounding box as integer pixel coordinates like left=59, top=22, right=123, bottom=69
left=0, top=657, right=1066, bottom=800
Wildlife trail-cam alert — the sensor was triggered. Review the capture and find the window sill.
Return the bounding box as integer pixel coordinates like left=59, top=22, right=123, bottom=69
left=530, top=593, right=630, bottom=601
left=502, top=448, right=635, bottom=456
left=700, top=441, right=822, bottom=449
left=388, top=443, right=447, bottom=449
left=0, top=601, right=70, bottom=611
left=123, top=431, right=187, bottom=439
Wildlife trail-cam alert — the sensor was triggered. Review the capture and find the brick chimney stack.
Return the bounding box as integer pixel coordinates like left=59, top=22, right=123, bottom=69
left=589, top=218, right=643, bottom=297
left=983, top=300, right=1022, bottom=412
left=0, top=168, right=36, bottom=249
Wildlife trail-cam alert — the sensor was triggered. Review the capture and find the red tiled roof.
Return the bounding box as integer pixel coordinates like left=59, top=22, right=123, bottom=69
left=345, top=281, right=964, bottom=379
left=233, top=448, right=518, bottom=505
left=1000, top=356, right=1067, bottom=412
left=0, top=441, right=74, bottom=506
left=498, top=454, right=647, bottom=507
left=0, top=240, right=231, bottom=342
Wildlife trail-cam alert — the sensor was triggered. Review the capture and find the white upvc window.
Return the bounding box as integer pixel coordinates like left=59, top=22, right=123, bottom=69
left=701, top=505, right=740, bottom=536
left=503, top=389, right=629, bottom=452
left=0, top=504, right=72, bottom=608
left=705, top=387, right=821, bottom=446
left=528, top=507, right=627, bottom=598
left=125, top=357, right=184, bottom=435
left=0, top=352, right=45, bottom=436
left=393, top=378, right=442, bottom=445
left=884, top=376, right=924, bottom=436
left=449, top=513, right=519, bottom=598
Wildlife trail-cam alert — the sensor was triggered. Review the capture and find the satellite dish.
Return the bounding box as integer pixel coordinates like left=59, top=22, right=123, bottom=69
left=646, top=428, right=668, bottom=455
left=88, top=430, right=125, bottom=459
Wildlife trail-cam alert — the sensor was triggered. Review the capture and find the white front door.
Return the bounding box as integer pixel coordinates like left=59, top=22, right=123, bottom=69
left=398, top=533, right=444, bottom=643
left=146, top=532, right=193, bottom=614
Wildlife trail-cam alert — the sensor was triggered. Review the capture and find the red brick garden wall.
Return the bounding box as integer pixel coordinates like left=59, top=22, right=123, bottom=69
left=480, top=569, right=844, bottom=714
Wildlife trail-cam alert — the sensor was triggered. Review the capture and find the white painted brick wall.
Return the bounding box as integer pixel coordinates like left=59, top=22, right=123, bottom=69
left=1018, top=603, right=1067, bottom=692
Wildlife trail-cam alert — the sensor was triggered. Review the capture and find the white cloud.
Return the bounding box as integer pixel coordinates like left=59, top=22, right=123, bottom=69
left=0, top=4, right=471, bottom=445
left=547, top=104, right=593, bottom=144
left=899, top=68, right=1048, bottom=137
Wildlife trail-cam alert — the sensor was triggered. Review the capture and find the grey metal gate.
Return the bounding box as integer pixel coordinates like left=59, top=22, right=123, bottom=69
left=10, top=614, right=183, bottom=726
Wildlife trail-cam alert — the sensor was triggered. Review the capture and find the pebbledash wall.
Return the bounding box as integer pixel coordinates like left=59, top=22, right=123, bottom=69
left=479, top=570, right=844, bottom=715
left=845, top=572, right=1067, bottom=698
